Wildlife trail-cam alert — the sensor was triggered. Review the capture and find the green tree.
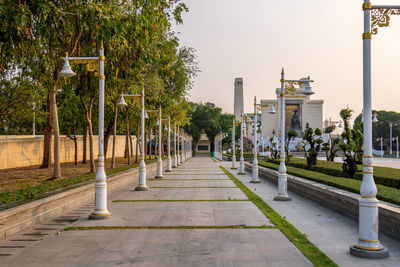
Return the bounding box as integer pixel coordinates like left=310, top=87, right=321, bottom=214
left=303, top=127, right=323, bottom=169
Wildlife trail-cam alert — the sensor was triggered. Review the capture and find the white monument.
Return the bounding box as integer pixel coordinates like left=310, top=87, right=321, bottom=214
left=260, top=79, right=323, bottom=138
left=234, top=78, right=244, bottom=121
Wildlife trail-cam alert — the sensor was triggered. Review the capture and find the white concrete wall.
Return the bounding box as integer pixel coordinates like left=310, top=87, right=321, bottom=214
left=302, top=100, right=324, bottom=130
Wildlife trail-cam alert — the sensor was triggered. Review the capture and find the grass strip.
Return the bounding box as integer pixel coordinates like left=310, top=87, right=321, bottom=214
left=150, top=179, right=230, bottom=181
left=258, top=161, right=400, bottom=206
left=219, top=166, right=338, bottom=267
left=0, top=159, right=160, bottom=210
left=64, top=225, right=276, bottom=231
left=151, top=186, right=238, bottom=189
left=211, top=157, right=218, bottom=163
left=113, top=199, right=249, bottom=202
left=164, top=173, right=225, bottom=175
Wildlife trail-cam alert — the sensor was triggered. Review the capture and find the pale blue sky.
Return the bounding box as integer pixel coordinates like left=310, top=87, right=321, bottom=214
left=174, top=0, right=400, bottom=122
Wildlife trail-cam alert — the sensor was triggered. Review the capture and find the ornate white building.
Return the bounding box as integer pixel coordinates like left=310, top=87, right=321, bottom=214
left=260, top=80, right=323, bottom=138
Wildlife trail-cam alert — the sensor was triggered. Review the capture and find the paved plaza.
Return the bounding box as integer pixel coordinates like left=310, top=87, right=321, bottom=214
left=0, top=157, right=312, bottom=267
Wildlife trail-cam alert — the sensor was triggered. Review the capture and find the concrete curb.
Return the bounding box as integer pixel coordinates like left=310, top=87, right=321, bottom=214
left=0, top=160, right=166, bottom=241
left=244, top=162, right=400, bottom=240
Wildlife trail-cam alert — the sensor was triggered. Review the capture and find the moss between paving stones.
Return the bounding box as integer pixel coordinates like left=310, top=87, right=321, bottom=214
left=164, top=173, right=226, bottom=175
left=219, top=166, right=338, bottom=267
left=150, top=187, right=238, bottom=189
left=258, top=161, right=400, bottom=206
left=113, top=199, right=249, bottom=202
left=64, top=225, right=276, bottom=231
left=211, top=157, right=218, bottom=163
left=149, top=178, right=230, bottom=181
left=0, top=159, right=160, bottom=210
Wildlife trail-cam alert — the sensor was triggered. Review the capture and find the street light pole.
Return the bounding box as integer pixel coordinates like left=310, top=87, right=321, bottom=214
left=177, top=125, right=181, bottom=166
left=275, top=68, right=291, bottom=201
left=173, top=123, right=177, bottom=168
left=166, top=116, right=172, bottom=172
left=231, top=121, right=237, bottom=169
left=181, top=132, right=185, bottom=163
left=389, top=122, right=393, bottom=155
left=238, top=112, right=246, bottom=175
left=155, top=108, right=164, bottom=178
left=395, top=136, right=399, bottom=158
left=251, top=96, right=260, bottom=183
left=60, top=43, right=111, bottom=220
left=136, top=86, right=149, bottom=191
left=349, top=0, right=389, bottom=257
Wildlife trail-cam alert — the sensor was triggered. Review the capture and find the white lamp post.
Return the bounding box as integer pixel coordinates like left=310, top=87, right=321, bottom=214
left=252, top=98, right=276, bottom=181
left=389, top=122, right=393, bottom=155
left=349, top=1, right=391, bottom=257
left=173, top=123, right=178, bottom=168
left=155, top=108, right=164, bottom=178
left=251, top=97, right=261, bottom=183
left=177, top=125, right=181, bottom=166
left=165, top=116, right=172, bottom=172
left=231, top=120, right=237, bottom=169
left=181, top=132, right=185, bottom=163
left=118, top=90, right=147, bottom=186
left=377, top=137, right=383, bottom=158
left=273, top=68, right=314, bottom=201
left=238, top=112, right=246, bottom=175
left=60, top=44, right=111, bottom=220
left=394, top=136, right=399, bottom=158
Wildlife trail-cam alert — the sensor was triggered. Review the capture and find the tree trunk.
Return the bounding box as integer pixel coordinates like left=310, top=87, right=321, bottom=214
left=135, top=118, right=139, bottom=163
left=129, top=130, right=134, bottom=161
left=40, top=91, right=52, bottom=168
left=50, top=78, right=61, bottom=179
left=74, top=135, right=77, bottom=165
left=80, top=96, right=95, bottom=173
left=125, top=112, right=131, bottom=165
left=82, top=125, right=87, bottom=164
left=111, top=100, right=118, bottom=168
left=103, top=116, right=114, bottom=163
left=79, top=75, right=96, bottom=173
left=149, top=129, right=152, bottom=160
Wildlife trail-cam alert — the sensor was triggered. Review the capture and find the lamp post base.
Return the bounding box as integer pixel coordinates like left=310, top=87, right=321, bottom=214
left=89, top=212, right=111, bottom=220
left=350, top=245, right=389, bottom=259
left=250, top=179, right=261, bottom=184
left=154, top=175, right=164, bottom=178
left=165, top=169, right=172, bottom=172
left=135, top=185, right=150, bottom=191
left=237, top=172, right=246, bottom=175
left=274, top=196, right=292, bottom=201
left=231, top=167, right=238, bottom=170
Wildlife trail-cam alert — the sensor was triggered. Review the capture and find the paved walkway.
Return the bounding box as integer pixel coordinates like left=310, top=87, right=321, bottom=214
left=220, top=161, right=400, bottom=267
left=0, top=157, right=311, bottom=267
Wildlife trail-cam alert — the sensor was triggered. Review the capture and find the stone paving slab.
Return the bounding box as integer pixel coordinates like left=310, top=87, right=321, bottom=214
left=72, top=201, right=272, bottom=227
left=221, top=161, right=400, bottom=267
left=111, top=187, right=246, bottom=201
left=148, top=179, right=237, bottom=187
left=0, top=229, right=311, bottom=267
left=0, top=157, right=313, bottom=266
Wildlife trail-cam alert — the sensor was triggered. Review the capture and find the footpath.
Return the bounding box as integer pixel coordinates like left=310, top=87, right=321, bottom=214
left=0, top=157, right=312, bottom=267
left=220, top=161, right=400, bottom=267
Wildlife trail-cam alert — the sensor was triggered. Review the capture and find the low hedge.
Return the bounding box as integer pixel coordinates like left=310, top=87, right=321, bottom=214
left=0, top=159, right=159, bottom=210
left=258, top=160, right=400, bottom=206
left=269, top=157, right=400, bottom=190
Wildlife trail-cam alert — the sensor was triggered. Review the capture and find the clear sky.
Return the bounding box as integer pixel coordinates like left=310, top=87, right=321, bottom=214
left=173, top=0, right=400, bottom=122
